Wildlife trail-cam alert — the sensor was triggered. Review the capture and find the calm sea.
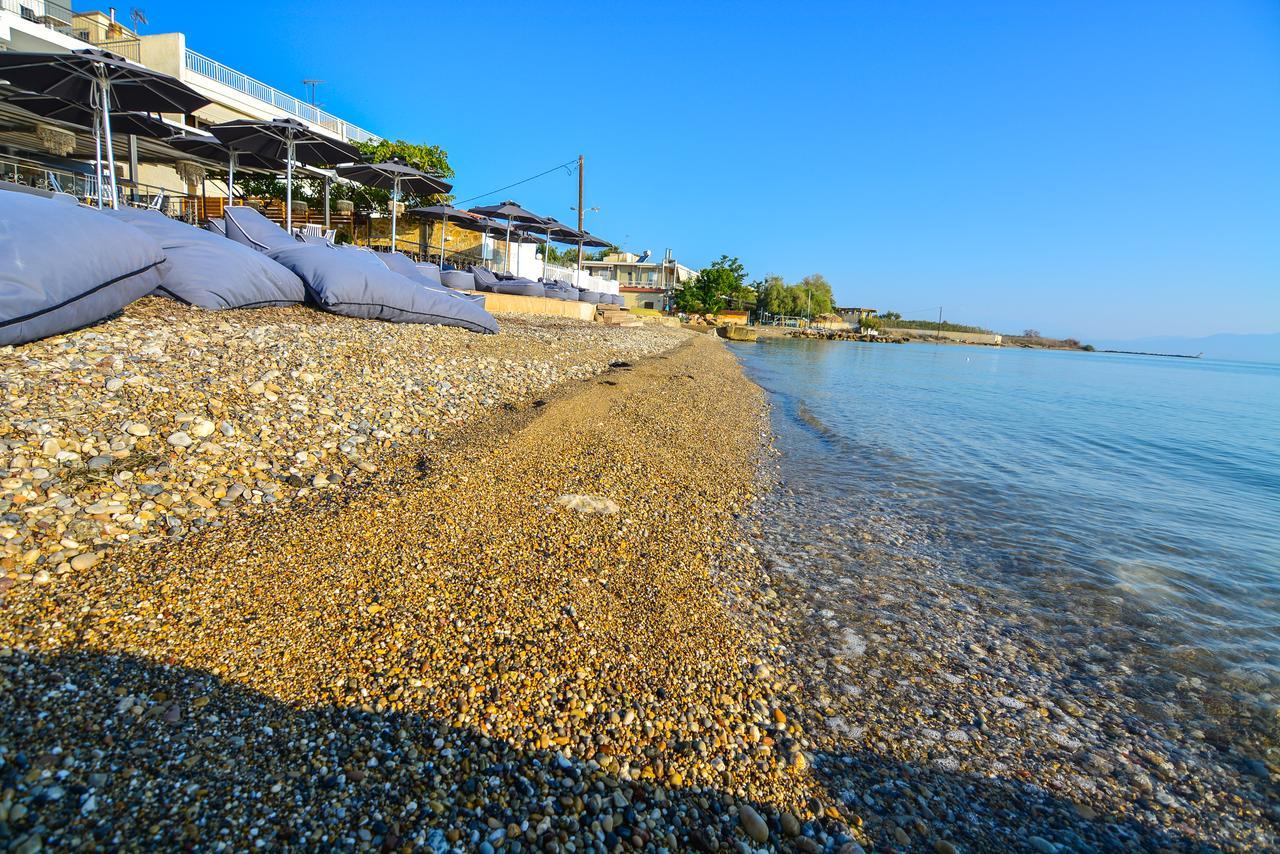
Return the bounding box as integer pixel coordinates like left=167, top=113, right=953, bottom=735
left=731, top=339, right=1280, bottom=703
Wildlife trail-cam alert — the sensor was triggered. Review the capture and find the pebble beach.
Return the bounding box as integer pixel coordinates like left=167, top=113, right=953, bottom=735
left=0, top=304, right=1275, bottom=852
left=0, top=308, right=854, bottom=852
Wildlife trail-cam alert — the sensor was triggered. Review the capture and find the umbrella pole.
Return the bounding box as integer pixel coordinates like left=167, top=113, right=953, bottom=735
left=441, top=215, right=448, bottom=267
left=543, top=226, right=550, bottom=280
left=92, top=102, right=104, bottom=208
left=505, top=223, right=511, bottom=274
left=285, top=139, right=295, bottom=233
left=390, top=177, right=398, bottom=253
left=228, top=151, right=236, bottom=204
left=100, top=79, right=119, bottom=209
left=323, top=175, right=330, bottom=229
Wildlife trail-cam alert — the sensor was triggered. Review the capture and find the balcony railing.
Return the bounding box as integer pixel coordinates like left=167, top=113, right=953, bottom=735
left=0, top=0, right=74, bottom=33
left=184, top=49, right=379, bottom=145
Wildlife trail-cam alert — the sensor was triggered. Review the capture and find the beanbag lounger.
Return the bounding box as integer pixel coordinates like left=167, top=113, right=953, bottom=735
left=106, top=207, right=304, bottom=310
left=205, top=218, right=226, bottom=235
left=577, top=289, right=601, bottom=305
left=441, top=270, right=475, bottom=292
left=0, top=193, right=165, bottom=346
left=467, top=265, right=501, bottom=293
left=378, top=252, right=485, bottom=305
left=221, top=205, right=299, bottom=253
left=489, top=273, right=544, bottom=298
left=270, top=244, right=497, bottom=334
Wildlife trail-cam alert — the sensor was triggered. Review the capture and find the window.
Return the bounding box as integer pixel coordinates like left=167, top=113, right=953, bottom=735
left=644, top=301, right=655, bottom=309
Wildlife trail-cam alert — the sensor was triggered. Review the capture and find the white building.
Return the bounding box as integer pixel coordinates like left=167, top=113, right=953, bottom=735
left=1, top=3, right=376, bottom=208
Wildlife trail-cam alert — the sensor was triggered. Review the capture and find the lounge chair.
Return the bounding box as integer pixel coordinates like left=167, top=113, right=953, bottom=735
left=441, top=270, right=476, bottom=292
left=221, top=207, right=497, bottom=334
left=379, top=252, right=485, bottom=305
left=468, top=265, right=545, bottom=298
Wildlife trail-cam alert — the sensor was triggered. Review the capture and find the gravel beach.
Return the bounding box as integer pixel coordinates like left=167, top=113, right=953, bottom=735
left=1, top=305, right=1274, bottom=852
left=0, top=314, right=859, bottom=851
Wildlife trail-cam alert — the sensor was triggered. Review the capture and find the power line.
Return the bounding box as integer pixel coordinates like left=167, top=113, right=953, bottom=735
left=456, top=158, right=579, bottom=205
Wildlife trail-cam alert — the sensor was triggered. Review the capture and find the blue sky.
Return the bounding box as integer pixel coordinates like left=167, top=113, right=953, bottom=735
left=143, top=0, right=1277, bottom=338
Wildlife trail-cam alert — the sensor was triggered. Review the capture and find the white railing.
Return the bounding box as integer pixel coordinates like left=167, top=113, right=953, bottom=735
left=0, top=0, right=74, bottom=31
left=183, top=49, right=380, bottom=145
left=542, top=262, right=619, bottom=294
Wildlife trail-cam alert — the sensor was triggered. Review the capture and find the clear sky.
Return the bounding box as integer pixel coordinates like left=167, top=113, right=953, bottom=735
left=140, top=0, right=1277, bottom=338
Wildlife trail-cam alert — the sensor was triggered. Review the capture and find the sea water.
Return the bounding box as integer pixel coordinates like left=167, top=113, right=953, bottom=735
left=730, top=339, right=1280, bottom=720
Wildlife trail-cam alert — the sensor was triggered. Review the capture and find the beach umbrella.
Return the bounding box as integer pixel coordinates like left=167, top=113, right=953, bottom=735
left=0, top=48, right=209, bottom=207
left=469, top=200, right=545, bottom=275
left=407, top=204, right=493, bottom=267
left=3, top=94, right=182, bottom=140
left=570, top=229, right=612, bottom=279
left=336, top=160, right=451, bottom=253
left=534, top=216, right=583, bottom=279
left=168, top=131, right=285, bottom=213
left=210, top=118, right=360, bottom=231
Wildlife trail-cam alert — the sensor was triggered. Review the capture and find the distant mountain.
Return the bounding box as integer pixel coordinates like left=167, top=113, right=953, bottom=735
left=1088, top=333, right=1280, bottom=363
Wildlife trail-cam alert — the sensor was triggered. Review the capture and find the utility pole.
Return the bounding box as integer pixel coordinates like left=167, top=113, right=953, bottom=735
left=937, top=306, right=943, bottom=342
left=303, top=79, right=324, bottom=106
left=577, top=155, right=584, bottom=232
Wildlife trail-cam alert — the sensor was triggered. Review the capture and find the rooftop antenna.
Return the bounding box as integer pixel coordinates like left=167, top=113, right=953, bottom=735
left=129, top=7, right=147, bottom=31
left=303, top=79, right=324, bottom=106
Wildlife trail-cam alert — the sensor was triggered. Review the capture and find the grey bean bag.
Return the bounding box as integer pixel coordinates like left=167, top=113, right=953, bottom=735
left=271, top=244, right=497, bottom=334
left=467, top=265, right=500, bottom=293
left=106, top=207, right=304, bottom=310
left=577, top=289, right=601, bottom=305
left=223, top=208, right=497, bottom=333
left=539, top=279, right=574, bottom=301
left=487, top=272, right=545, bottom=298
left=0, top=193, right=165, bottom=346
left=205, top=218, right=225, bottom=235
left=441, top=270, right=475, bottom=292
left=379, top=252, right=485, bottom=305
left=221, top=205, right=298, bottom=252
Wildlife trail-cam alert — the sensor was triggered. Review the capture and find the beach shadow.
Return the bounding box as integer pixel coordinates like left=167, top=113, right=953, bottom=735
left=0, top=650, right=1210, bottom=851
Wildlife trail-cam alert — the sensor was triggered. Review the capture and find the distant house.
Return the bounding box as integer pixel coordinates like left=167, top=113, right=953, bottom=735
left=836, top=306, right=878, bottom=325
left=582, top=251, right=697, bottom=311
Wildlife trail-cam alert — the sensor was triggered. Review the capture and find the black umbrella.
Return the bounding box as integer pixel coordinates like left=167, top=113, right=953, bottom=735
left=407, top=204, right=493, bottom=267
left=469, top=200, right=546, bottom=275
left=4, top=94, right=180, bottom=139
left=210, top=118, right=361, bottom=231
left=0, top=49, right=209, bottom=207
left=336, top=160, right=451, bottom=251
left=532, top=216, right=583, bottom=279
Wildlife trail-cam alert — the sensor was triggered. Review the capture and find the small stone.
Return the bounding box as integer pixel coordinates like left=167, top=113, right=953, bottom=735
left=781, top=812, right=801, bottom=837
left=1028, top=837, right=1056, bottom=854
left=934, top=842, right=958, bottom=854
left=126, top=422, right=150, bottom=437
left=190, top=419, right=216, bottom=439
left=738, top=804, right=768, bottom=844
left=167, top=431, right=193, bottom=448
left=70, top=551, right=100, bottom=571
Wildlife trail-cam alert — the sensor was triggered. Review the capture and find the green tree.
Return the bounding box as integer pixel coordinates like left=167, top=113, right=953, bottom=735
left=796, top=273, right=834, bottom=317
left=757, top=275, right=789, bottom=315
left=881, top=310, right=902, bottom=322
left=675, top=267, right=733, bottom=314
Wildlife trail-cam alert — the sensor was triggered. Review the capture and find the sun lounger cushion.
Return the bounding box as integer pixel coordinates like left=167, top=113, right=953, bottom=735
left=269, top=244, right=497, bottom=334
left=0, top=192, right=165, bottom=346
left=221, top=205, right=299, bottom=253
left=441, top=270, right=475, bottom=292
left=106, top=207, right=304, bottom=310
left=468, top=266, right=501, bottom=293
left=378, top=252, right=486, bottom=305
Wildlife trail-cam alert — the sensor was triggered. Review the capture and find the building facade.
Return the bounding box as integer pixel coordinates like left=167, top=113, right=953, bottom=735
left=582, top=251, right=696, bottom=311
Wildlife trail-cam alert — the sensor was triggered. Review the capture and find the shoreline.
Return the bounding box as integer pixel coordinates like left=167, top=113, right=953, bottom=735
left=0, top=317, right=863, bottom=851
